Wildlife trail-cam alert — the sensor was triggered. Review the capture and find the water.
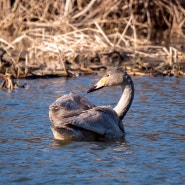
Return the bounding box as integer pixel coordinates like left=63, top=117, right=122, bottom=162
left=0, top=75, right=185, bottom=185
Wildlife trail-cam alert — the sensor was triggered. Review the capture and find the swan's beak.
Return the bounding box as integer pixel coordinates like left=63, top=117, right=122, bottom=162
left=87, top=76, right=107, bottom=93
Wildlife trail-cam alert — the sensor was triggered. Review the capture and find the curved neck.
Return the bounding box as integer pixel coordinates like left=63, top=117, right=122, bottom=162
left=113, top=75, right=134, bottom=120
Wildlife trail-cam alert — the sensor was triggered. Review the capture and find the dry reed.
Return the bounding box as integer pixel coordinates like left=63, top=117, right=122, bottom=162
left=0, top=0, right=185, bottom=78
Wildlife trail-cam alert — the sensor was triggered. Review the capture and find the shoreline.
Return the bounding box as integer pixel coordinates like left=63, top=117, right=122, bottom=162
left=0, top=48, right=185, bottom=79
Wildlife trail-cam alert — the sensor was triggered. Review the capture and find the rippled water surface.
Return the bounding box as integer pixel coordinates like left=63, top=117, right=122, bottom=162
left=0, top=75, right=185, bottom=184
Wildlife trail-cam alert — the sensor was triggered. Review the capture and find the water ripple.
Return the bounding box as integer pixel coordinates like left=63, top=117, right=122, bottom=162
left=0, top=76, right=185, bottom=184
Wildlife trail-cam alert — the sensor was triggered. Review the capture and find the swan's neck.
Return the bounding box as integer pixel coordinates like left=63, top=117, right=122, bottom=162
left=113, top=76, right=134, bottom=120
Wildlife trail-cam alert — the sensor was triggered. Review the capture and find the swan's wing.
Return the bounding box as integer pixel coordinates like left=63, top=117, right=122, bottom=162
left=49, top=94, right=123, bottom=137
left=49, top=92, right=96, bottom=126
left=70, top=91, right=96, bottom=110
left=62, top=106, right=123, bottom=136
left=50, top=91, right=95, bottom=112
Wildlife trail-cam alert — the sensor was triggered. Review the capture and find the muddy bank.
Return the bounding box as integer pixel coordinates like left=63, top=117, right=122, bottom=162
left=1, top=46, right=185, bottom=92
left=1, top=47, right=185, bottom=78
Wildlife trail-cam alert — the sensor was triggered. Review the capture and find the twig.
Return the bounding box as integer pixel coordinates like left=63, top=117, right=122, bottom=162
left=94, top=21, right=114, bottom=47
left=72, top=0, right=97, bottom=19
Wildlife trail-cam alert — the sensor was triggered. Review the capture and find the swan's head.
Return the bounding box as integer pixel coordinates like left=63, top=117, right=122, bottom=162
left=87, top=68, right=130, bottom=93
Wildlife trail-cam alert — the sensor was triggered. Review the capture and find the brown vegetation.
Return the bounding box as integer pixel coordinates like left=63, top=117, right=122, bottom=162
left=0, top=73, right=16, bottom=92
left=0, top=0, right=185, bottom=81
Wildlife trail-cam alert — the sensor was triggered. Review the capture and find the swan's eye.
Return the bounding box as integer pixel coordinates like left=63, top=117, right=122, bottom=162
left=107, top=74, right=110, bottom=77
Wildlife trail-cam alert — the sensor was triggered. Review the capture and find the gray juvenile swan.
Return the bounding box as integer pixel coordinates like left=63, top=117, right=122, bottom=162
left=49, top=68, right=134, bottom=141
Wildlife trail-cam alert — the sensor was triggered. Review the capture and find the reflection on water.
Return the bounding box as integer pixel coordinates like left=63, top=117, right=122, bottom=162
left=0, top=76, right=185, bottom=184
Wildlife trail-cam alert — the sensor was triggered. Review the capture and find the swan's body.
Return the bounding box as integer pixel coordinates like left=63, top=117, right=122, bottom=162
left=49, top=68, right=134, bottom=141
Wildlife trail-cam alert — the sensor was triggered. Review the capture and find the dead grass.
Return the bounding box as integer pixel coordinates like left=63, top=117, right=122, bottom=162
left=0, top=0, right=185, bottom=78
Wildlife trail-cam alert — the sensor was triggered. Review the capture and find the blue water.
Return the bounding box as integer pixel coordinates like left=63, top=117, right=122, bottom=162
left=0, top=75, right=185, bottom=184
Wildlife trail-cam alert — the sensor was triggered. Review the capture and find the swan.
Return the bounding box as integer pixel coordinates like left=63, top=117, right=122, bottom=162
left=49, top=68, right=134, bottom=141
